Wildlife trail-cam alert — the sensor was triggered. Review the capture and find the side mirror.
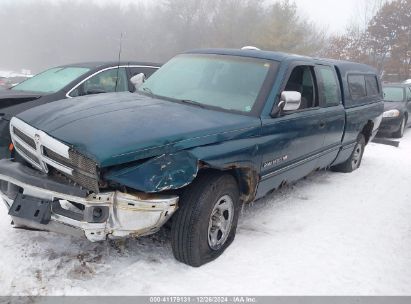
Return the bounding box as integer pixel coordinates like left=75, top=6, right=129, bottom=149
left=280, top=91, right=301, bottom=111
left=270, top=91, right=302, bottom=117
left=130, top=73, right=146, bottom=90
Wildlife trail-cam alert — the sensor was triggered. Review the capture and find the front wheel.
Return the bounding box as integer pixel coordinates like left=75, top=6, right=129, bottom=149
left=171, top=173, right=240, bottom=267
left=331, top=134, right=365, bottom=173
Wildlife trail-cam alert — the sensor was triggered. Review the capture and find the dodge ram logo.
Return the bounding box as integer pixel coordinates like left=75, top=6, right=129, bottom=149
left=34, top=133, right=41, bottom=144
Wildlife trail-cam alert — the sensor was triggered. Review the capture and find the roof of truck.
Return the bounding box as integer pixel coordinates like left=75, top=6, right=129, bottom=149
left=187, top=48, right=377, bottom=74
left=187, top=48, right=311, bottom=62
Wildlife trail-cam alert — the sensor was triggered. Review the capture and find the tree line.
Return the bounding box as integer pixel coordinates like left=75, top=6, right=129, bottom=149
left=324, top=0, right=411, bottom=81
left=0, top=0, right=409, bottom=81
left=0, top=0, right=325, bottom=72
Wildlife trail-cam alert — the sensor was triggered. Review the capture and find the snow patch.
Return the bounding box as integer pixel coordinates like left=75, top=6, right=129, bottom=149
left=1, top=132, right=411, bottom=295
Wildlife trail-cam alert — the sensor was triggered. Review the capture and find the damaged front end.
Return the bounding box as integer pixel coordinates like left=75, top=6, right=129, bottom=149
left=0, top=117, right=179, bottom=241
left=0, top=160, right=178, bottom=241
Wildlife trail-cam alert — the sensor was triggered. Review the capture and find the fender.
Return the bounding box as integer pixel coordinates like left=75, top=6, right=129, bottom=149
left=104, top=137, right=261, bottom=195
left=104, top=151, right=199, bottom=192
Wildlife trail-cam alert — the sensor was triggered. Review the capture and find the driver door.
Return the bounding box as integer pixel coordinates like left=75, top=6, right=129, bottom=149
left=256, top=64, right=326, bottom=198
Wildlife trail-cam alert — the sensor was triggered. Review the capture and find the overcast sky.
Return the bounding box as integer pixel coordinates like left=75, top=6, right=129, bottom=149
left=0, top=0, right=366, bottom=34
left=294, top=0, right=360, bottom=33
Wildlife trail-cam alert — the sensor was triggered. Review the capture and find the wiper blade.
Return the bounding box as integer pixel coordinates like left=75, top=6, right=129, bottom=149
left=141, top=87, right=154, bottom=96
left=179, top=99, right=206, bottom=108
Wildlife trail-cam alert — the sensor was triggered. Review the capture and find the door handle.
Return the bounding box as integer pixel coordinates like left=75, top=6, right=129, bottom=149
left=319, top=121, right=326, bottom=128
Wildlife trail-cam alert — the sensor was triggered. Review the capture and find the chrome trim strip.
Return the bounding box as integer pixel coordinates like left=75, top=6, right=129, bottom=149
left=36, top=130, right=70, bottom=158
left=10, top=118, right=70, bottom=158
left=12, top=134, right=37, bottom=155
left=13, top=146, right=43, bottom=171
left=261, top=145, right=341, bottom=180
left=66, top=65, right=159, bottom=98
left=42, top=156, right=73, bottom=175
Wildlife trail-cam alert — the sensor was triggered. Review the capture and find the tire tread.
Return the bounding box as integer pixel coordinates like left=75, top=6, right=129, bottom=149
left=171, top=172, right=238, bottom=266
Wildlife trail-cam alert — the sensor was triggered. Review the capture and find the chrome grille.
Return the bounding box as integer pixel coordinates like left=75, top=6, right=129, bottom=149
left=13, top=127, right=36, bottom=149
left=14, top=141, right=39, bottom=165
left=49, top=168, right=100, bottom=193
left=44, top=147, right=99, bottom=193
left=10, top=117, right=99, bottom=193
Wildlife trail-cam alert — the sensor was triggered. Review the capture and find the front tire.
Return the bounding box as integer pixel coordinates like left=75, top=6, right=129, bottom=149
left=171, top=172, right=240, bottom=267
left=331, top=134, right=365, bottom=173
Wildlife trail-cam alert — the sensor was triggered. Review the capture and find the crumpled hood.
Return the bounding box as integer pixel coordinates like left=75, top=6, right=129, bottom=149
left=17, top=92, right=261, bottom=167
left=0, top=90, right=42, bottom=110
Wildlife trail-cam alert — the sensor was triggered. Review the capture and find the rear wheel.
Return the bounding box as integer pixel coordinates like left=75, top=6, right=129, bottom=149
left=331, top=134, right=365, bottom=173
left=392, top=117, right=406, bottom=138
left=171, top=172, right=240, bottom=267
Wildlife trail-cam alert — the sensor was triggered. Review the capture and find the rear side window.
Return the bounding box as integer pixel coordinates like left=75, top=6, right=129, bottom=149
left=365, top=75, right=379, bottom=96
left=348, top=75, right=366, bottom=100
left=316, top=66, right=340, bottom=106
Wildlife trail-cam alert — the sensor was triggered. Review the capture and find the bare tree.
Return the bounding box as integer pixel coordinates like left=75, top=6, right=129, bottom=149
left=324, top=0, right=411, bottom=80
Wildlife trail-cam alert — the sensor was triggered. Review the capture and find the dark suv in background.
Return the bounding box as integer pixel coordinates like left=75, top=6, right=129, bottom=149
left=378, top=83, right=411, bottom=138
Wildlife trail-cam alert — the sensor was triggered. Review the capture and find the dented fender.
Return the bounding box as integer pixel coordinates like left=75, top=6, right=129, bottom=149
left=104, top=151, right=199, bottom=192
left=104, top=136, right=261, bottom=200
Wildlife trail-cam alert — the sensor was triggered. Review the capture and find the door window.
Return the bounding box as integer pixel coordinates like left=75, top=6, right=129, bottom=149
left=284, top=66, right=317, bottom=110
left=316, top=66, right=340, bottom=106
left=70, top=67, right=128, bottom=97
left=407, top=87, right=411, bottom=101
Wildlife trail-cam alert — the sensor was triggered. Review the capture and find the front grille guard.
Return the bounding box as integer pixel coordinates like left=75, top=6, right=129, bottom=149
left=9, top=117, right=99, bottom=193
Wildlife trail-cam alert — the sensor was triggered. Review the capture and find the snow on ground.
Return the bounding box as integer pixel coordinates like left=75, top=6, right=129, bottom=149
left=0, top=131, right=410, bottom=296
left=0, top=70, right=33, bottom=78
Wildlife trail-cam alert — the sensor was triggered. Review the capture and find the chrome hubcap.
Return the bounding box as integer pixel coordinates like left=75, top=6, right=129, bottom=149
left=208, top=195, right=234, bottom=250
left=351, top=143, right=363, bottom=169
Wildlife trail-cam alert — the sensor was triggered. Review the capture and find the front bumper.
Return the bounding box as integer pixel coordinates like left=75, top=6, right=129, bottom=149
left=0, top=159, right=178, bottom=242
left=378, top=116, right=402, bottom=134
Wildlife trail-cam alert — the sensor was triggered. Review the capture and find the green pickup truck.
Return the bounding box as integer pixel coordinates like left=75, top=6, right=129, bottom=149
left=0, top=48, right=383, bottom=267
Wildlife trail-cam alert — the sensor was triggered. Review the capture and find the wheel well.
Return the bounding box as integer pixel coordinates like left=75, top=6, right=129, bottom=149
left=196, top=166, right=258, bottom=204
left=361, top=120, right=374, bottom=144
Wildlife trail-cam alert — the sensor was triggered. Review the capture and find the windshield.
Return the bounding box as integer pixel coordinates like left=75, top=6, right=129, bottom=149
left=12, top=67, right=90, bottom=93
left=139, top=54, right=273, bottom=113
left=383, top=87, right=404, bottom=102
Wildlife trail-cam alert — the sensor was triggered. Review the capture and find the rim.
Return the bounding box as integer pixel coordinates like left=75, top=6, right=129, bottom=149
left=351, top=142, right=363, bottom=169
left=208, top=195, right=234, bottom=250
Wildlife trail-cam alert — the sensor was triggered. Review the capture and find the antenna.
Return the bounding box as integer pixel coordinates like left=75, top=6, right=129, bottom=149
left=115, top=32, right=123, bottom=92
